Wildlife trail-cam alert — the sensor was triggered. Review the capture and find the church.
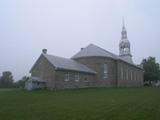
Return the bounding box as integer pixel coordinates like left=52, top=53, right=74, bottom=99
left=25, top=22, right=143, bottom=90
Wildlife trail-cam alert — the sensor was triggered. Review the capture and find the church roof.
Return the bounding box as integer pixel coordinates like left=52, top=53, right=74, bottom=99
left=30, top=44, right=142, bottom=74
left=72, top=44, right=118, bottom=59
left=72, top=44, right=142, bottom=69
left=42, top=54, right=96, bottom=74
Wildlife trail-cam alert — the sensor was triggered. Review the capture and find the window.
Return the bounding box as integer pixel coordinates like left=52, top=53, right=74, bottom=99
left=126, top=69, right=128, bottom=80
left=64, top=73, right=69, bottom=81
left=75, top=73, right=80, bottom=82
left=84, top=75, right=88, bottom=82
left=121, top=67, right=123, bottom=80
left=135, top=71, right=137, bottom=81
left=130, top=71, right=133, bottom=81
left=137, top=72, right=139, bottom=80
left=104, top=64, right=108, bottom=79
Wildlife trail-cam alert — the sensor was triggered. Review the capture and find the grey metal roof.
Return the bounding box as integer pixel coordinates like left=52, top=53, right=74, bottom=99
left=72, top=44, right=118, bottom=59
left=71, top=44, right=142, bottom=69
left=43, top=54, right=96, bottom=74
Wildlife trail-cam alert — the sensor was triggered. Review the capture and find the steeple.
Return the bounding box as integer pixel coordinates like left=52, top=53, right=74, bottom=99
left=119, top=18, right=133, bottom=63
left=121, top=18, right=128, bottom=40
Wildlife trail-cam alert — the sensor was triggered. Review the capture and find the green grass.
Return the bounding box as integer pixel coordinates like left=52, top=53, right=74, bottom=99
left=0, top=87, right=160, bottom=120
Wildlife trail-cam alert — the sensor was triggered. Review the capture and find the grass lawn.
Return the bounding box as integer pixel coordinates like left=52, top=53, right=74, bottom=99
left=0, top=87, right=160, bottom=120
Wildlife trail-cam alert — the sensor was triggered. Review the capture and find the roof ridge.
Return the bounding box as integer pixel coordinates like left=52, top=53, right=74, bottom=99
left=89, top=44, right=118, bottom=58
left=72, top=44, right=118, bottom=59
left=43, top=53, right=69, bottom=60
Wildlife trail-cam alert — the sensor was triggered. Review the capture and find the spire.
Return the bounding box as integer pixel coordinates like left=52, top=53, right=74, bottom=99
left=121, top=17, right=127, bottom=39
left=122, top=16, right=125, bottom=28
left=119, top=18, right=133, bottom=63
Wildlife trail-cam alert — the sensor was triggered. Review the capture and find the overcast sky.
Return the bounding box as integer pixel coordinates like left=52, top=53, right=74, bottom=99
left=0, top=0, right=160, bottom=80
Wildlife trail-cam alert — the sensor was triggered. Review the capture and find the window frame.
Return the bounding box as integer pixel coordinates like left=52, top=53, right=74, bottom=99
left=103, top=63, right=108, bottom=79
left=64, top=72, right=70, bottom=82
left=75, top=73, right=80, bottom=82
left=126, top=69, right=128, bottom=80
left=130, top=70, right=133, bottom=81
left=121, top=67, right=123, bottom=80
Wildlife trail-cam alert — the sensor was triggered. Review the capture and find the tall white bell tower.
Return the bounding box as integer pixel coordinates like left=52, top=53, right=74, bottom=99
left=119, top=19, right=133, bottom=63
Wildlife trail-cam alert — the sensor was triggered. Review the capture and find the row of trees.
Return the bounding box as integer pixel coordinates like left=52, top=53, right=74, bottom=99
left=0, top=71, right=27, bottom=88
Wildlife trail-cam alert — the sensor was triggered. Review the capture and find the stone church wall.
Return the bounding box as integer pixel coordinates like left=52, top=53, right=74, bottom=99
left=30, top=55, right=143, bottom=89
left=54, top=70, right=95, bottom=89
left=117, top=61, right=143, bottom=87
left=31, top=55, right=56, bottom=88
left=73, top=57, right=118, bottom=87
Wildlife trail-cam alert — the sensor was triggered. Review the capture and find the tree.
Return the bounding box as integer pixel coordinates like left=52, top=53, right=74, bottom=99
left=141, top=57, right=160, bottom=85
left=0, top=71, right=14, bottom=88
left=15, top=76, right=28, bottom=88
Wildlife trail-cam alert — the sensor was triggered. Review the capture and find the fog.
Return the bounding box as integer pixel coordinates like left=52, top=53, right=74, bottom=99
left=0, top=0, right=160, bottom=80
